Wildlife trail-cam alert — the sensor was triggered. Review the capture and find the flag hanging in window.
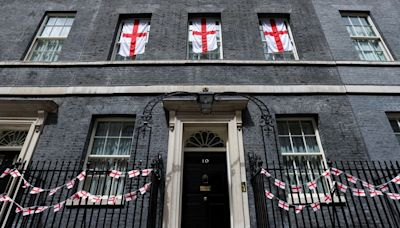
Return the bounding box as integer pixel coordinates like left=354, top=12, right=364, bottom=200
left=261, top=18, right=293, bottom=53
left=118, top=19, right=150, bottom=57
left=191, top=18, right=218, bottom=54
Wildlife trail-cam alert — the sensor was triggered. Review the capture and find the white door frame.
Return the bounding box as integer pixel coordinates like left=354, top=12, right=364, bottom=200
left=162, top=111, right=250, bottom=228
left=0, top=112, right=48, bottom=228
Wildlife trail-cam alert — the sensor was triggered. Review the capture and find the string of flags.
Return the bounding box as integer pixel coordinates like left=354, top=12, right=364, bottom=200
left=0, top=167, right=153, bottom=196
left=0, top=167, right=154, bottom=216
left=0, top=182, right=152, bottom=216
left=260, top=167, right=400, bottom=213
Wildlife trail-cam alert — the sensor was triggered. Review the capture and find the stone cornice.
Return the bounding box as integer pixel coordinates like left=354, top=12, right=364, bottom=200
left=0, top=60, right=399, bottom=67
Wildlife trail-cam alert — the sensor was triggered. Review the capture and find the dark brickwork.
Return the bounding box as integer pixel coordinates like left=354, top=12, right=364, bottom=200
left=0, top=0, right=400, bottom=227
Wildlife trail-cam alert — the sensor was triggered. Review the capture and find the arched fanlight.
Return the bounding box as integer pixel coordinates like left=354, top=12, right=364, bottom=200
left=185, top=130, right=224, bottom=148
left=0, top=130, right=28, bottom=147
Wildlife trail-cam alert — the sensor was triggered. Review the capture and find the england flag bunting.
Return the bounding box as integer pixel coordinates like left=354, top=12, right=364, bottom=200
left=265, top=190, right=274, bottom=199
left=10, top=169, right=21, bottom=178
left=124, top=192, right=137, bottom=201
left=0, top=168, right=12, bottom=178
left=291, top=185, right=302, bottom=193
left=66, top=180, right=75, bottom=189
left=307, top=180, right=317, bottom=190
left=391, top=175, right=400, bottom=184
left=352, top=188, right=366, bottom=197
left=261, top=18, right=293, bottom=53
left=77, top=171, right=86, bottom=181
left=324, top=194, right=332, bottom=204
left=30, top=187, right=44, bottom=194
left=274, top=179, right=286, bottom=190
left=379, top=184, right=389, bottom=192
left=362, top=181, right=375, bottom=190
left=295, top=205, right=306, bottom=214
left=369, top=189, right=383, bottom=197
left=53, top=202, right=65, bottom=212
left=337, top=183, right=348, bottom=193
left=346, top=174, right=358, bottom=184
left=22, top=208, right=35, bottom=216
left=35, top=206, right=48, bottom=214
left=141, top=169, right=153, bottom=176
left=311, top=202, right=320, bottom=212
left=191, top=18, right=218, bottom=54
left=118, top=19, right=150, bottom=57
left=128, top=170, right=140, bottom=178
left=278, top=200, right=290, bottom=211
left=387, top=193, right=400, bottom=200
left=260, top=168, right=271, bottom=177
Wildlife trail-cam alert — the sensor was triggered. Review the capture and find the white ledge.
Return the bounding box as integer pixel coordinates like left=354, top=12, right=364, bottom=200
left=0, top=85, right=400, bottom=95
left=0, top=60, right=399, bottom=67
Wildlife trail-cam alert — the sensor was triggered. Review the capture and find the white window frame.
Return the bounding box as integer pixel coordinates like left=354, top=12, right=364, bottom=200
left=69, top=117, right=135, bottom=206
left=25, top=13, right=75, bottom=62
left=341, top=12, right=393, bottom=61
left=258, top=17, right=299, bottom=61
left=277, top=117, right=335, bottom=204
left=187, top=17, right=223, bottom=60
left=388, top=114, right=400, bottom=144
left=111, top=18, right=151, bottom=61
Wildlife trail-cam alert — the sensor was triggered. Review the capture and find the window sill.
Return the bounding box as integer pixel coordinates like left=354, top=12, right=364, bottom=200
left=287, top=193, right=346, bottom=205
left=66, top=196, right=124, bottom=207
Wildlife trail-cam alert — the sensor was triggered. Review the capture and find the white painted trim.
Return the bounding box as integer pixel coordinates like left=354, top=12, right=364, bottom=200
left=1, top=85, right=400, bottom=95
left=0, top=60, right=399, bottom=66
left=163, top=112, right=250, bottom=228
left=0, top=114, right=48, bottom=228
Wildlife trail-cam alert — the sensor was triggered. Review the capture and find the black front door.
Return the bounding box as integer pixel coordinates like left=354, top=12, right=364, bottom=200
left=182, top=152, right=230, bottom=228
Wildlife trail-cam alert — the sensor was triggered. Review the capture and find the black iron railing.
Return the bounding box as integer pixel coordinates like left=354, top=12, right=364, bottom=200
left=250, top=159, right=400, bottom=228
left=0, top=157, right=164, bottom=228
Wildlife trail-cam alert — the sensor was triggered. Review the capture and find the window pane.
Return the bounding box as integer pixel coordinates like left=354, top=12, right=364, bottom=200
left=305, top=137, right=319, bottom=152
left=41, top=27, right=52, bottom=37
left=292, top=137, right=306, bottom=152
left=301, top=121, right=314, bottom=135
left=55, top=17, right=67, bottom=26
left=95, top=122, right=109, bottom=136
left=47, top=17, right=57, bottom=26
left=279, top=136, right=292, bottom=153
left=91, top=138, right=106, bottom=155
left=288, top=121, right=302, bottom=135
left=108, top=122, right=122, bottom=136
left=396, top=135, right=400, bottom=144
left=60, top=27, right=71, bottom=37
left=65, top=18, right=74, bottom=26
left=389, top=120, right=400, bottom=132
left=50, top=26, right=62, bottom=36
left=104, top=138, right=119, bottom=155
left=118, top=138, right=132, bottom=155
left=277, top=121, right=289, bottom=135
left=29, top=39, right=63, bottom=62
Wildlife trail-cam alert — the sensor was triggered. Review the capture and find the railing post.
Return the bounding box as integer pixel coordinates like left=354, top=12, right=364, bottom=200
left=147, top=155, right=163, bottom=228
left=249, top=153, right=269, bottom=228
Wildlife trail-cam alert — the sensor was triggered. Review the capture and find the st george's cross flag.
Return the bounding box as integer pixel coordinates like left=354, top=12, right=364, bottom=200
left=190, top=18, right=218, bottom=54
left=118, top=19, right=150, bottom=57
left=261, top=18, right=293, bottom=53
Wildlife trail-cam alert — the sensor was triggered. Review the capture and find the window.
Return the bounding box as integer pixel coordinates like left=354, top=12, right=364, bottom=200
left=112, top=17, right=151, bottom=61
left=83, top=118, right=135, bottom=196
left=389, top=117, right=400, bottom=144
left=341, top=13, right=393, bottom=61
left=26, top=14, right=75, bottom=62
left=259, top=17, right=298, bottom=60
left=277, top=118, right=329, bottom=195
left=187, top=16, right=223, bottom=60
